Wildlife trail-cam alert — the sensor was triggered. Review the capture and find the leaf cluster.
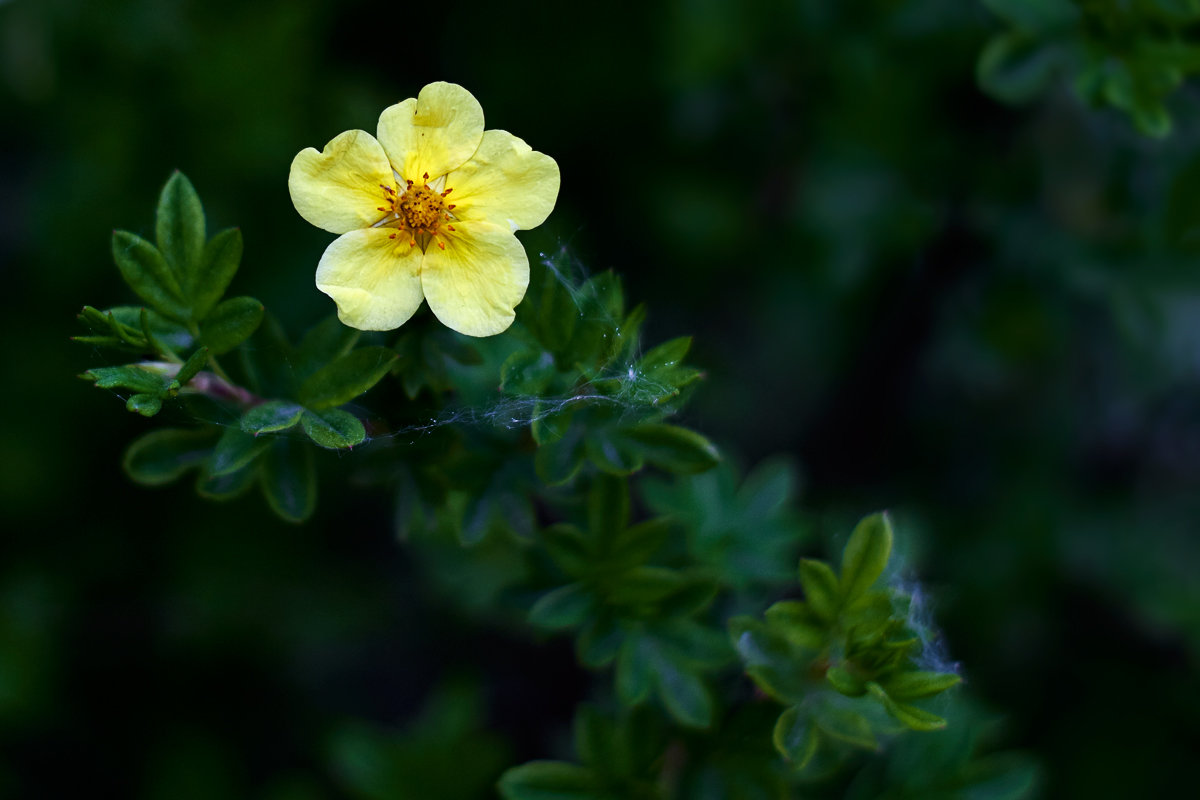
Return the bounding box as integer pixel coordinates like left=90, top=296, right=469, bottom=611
left=978, top=0, right=1200, bottom=136
left=731, top=514, right=961, bottom=772
left=77, top=174, right=396, bottom=521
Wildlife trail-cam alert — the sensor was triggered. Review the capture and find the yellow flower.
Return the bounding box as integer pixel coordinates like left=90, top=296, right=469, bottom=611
left=288, top=82, right=560, bottom=336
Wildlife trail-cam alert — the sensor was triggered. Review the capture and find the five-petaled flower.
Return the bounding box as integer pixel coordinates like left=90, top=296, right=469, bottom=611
left=288, top=82, right=560, bottom=336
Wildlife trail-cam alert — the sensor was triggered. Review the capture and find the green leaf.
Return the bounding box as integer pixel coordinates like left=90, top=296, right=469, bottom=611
left=295, top=315, right=360, bottom=380
left=198, top=296, right=263, bottom=355
left=616, top=634, right=653, bottom=706
left=608, top=519, right=672, bottom=572
left=585, top=429, right=644, bottom=475
left=530, top=583, right=594, bottom=630
left=301, top=408, right=366, bottom=449
left=260, top=438, right=316, bottom=523
left=241, top=401, right=305, bottom=435
left=174, top=346, right=210, bottom=386
left=798, top=559, right=840, bottom=623
left=773, top=707, right=819, bottom=769
left=191, top=228, right=242, bottom=320
left=729, top=616, right=807, bottom=703
left=111, top=230, right=189, bottom=322
left=587, top=474, right=629, bottom=540
left=840, top=512, right=893, bottom=604
left=815, top=706, right=877, bottom=750
left=298, top=346, right=397, bottom=410
left=126, top=393, right=163, bottom=417
left=123, top=428, right=214, bottom=485
left=84, top=365, right=169, bottom=394
left=498, top=761, right=597, bottom=800
left=977, top=34, right=1064, bottom=104
left=501, top=349, right=558, bottom=395
left=209, top=427, right=271, bottom=477
left=623, top=424, right=719, bottom=474
left=541, top=524, right=591, bottom=577
left=650, top=640, right=712, bottom=728
left=825, top=665, right=866, bottom=697
left=879, top=671, right=962, bottom=701
left=577, top=614, right=622, bottom=668
left=866, top=682, right=947, bottom=731
left=196, top=461, right=258, bottom=500
left=535, top=421, right=587, bottom=485
left=524, top=256, right=580, bottom=358
left=155, top=171, right=205, bottom=283
left=763, top=601, right=826, bottom=650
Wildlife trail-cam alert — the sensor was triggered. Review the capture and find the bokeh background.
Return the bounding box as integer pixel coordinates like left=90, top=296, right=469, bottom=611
left=4, top=0, right=1200, bottom=796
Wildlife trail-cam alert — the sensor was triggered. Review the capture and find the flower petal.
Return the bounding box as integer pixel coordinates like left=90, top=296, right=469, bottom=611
left=445, top=130, right=561, bottom=231
left=421, top=220, right=529, bottom=337
left=316, top=227, right=425, bottom=331
left=289, top=130, right=394, bottom=234
left=377, top=82, right=485, bottom=182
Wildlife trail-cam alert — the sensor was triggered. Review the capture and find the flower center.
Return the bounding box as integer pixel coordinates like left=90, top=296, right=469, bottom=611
left=397, top=182, right=445, bottom=231
left=378, top=173, right=458, bottom=250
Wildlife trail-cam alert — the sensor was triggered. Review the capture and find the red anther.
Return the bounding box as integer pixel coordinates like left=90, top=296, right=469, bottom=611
left=441, top=188, right=453, bottom=196
left=437, top=240, right=445, bottom=250
left=388, top=233, right=396, bottom=239
left=409, top=239, right=416, bottom=247
left=447, top=204, right=456, bottom=209
left=446, top=225, right=455, bottom=231
left=423, top=172, right=429, bottom=180
left=377, top=207, right=386, bottom=211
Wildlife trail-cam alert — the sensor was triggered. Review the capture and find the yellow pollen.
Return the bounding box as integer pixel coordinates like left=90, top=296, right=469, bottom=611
left=394, top=183, right=447, bottom=232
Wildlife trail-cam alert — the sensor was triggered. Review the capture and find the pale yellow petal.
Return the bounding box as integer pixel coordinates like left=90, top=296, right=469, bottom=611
left=289, top=130, right=394, bottom=234
left=421, top=220, right=529, bottom=337
left=444, top=130, right=560, bottom=231
left=315, top=228, right=425, bottom=331
left=377, top=82, right=485, bottom=182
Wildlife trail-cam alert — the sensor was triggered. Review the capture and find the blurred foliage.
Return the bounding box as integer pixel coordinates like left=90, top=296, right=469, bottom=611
left=3, top=0, right=1200, bottom=797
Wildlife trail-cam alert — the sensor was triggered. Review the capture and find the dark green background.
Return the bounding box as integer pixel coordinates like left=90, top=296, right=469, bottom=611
left=3, top=0, right=1199, bottom=796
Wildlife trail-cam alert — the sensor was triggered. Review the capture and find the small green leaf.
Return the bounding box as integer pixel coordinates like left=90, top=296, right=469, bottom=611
left=497, top=761, right=597, bottom=800
left=650, top=642, right=712, bottom=728
left=879, top=671, right=961, bottom=701
left=191, top=228, right=242, bottom=320
left=585, top=429, right=644, bottom=475
left=535, top=423, right=586, bottom=485
left=174, top=346, right=210, bottom=386
left=763, top=601, right=826, bottom=650
left=815, top=706, right=877, bottom=750
left=616, top=634, right=653, bottom=706
left=295, top=315, right=360, bottom=379
left=260, top=438, right=316, bottom=523
left=198, top=296, right=263, bottom=355
left=84, top=365, right=169, bottom=394
left=123, top=428, right=214, bottom=485
left=623, top=424, right=719, bottom=474
left=196, top=461, right=258, bottom=500
left=126, top=393, right=162, bottom=416
left=840, top=512, right=893, bottom=604
left=241, top=401, right=305, bottom=435
left=111, top=230, right=189, bottom=322
left=155, top=171, right=205, bottom=282
left=798, top=559, right=840, bottom=623
left=209, top=427, right=271, bottom=477
left=608, top=518, right=672, bottom=572
left=541, top=524, right=591, bottom=577
left=298, top=346, right=397, bottom=410
left=866, top=682, right=947, bottom=731
left=773, top=707, right=819, bottom=769
left=301, top=408, right=366, bottom=449
left=529, top=583, right=594, bottom=630
left=825, top=665, right=866, bottom=697
left=577, top=614, right=622, bottom=668
left=501, top=349, right=558, bottom=395
left=587, top=473, right=630, bottom=539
